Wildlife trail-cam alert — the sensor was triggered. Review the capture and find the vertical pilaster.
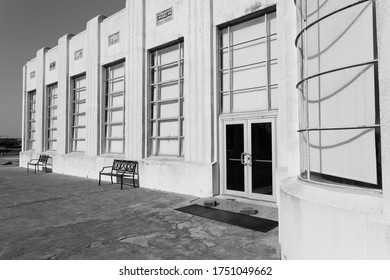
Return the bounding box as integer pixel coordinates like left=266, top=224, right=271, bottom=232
left=35, top=47, right=50, bottom=153
left=86, top=15, right=105, bottom=156
left=57, top=34, right=73, bottom=155
left=376, top=0, right=390, bottom=216
left=21, top=65, right=27, bottom=151
left=126, top=0, right=145, bottom=159
left=185, top=0, right=213, bottom=163
left=280, top=0, right=300, bottom=177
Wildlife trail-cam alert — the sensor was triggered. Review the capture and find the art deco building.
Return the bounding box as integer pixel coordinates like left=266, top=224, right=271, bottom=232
left=21, top=0, right=390, bottom=259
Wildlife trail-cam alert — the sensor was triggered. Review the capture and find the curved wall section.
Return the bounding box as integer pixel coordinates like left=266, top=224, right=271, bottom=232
left=296, top=0, right=381, bottom=188
left=280, top=0, right=390, bottom=259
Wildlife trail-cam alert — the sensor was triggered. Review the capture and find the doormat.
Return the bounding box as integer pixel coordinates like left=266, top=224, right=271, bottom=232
left=175, top=204, right=278, bottom=233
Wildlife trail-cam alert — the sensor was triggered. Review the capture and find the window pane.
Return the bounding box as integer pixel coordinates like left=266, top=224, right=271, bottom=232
left=268, top=11, right=277, bottom=34
left=108, top=94, right=124, bottom=108
left=151, top=103, right=157, bottom=119
left=222, top=93, right=230, bottom=113
left=73, top=127, right=86, bottom=139
left=74, top=102, right=86, bottom=114
left=232, top=39, right=266, bottom=67
left=158, top=139, right=178, bottom=155
left=107, top=109, right=123, bottom=123
left=270, top=86, right=279, bottom=110
left=231, top=16, right=265, bottom=45
left=221, top=71, right=230, bottom=92
left=108, top=124, right=124, bottom=138
left=76, top=75, right=86, bottom=88
left=49, top=129, right=58, bottom=139
left=49, top=141, right=57, bottom=150
left=299, top=131, right=308, bottom=179
left=221, top=28, right=229, bottom=48
left=111, top=79, right=124, bottom=92
left=307, top=65, right=375, bottom=128
left=160, top=64, right=179, bottom=82
left=151, top=121, right=157, bottom=137
left=306, top=2, right=374, bottom=77
left=107, top=139, right=123, bottom=153
left=159, top=101, right=178, bottom=119
left=269, top=36, right=278, bottom=60
left=110, top=63, right=125, bottom=78
left=160, top=82, right=179, bottom=100
left=309, top=129, right=377, bottom=185
left=232, top=64, right=267, bottom=90
left=72, top=140, right=86, bottom=152
left=159, top=120, right=178, bottom=137
left=232, top=88, right=268, bottom=112
left=73, top=115, right=86, bottom=126
left=150, top=139, right=157, bottom=155
left=269, top=60, right=279, bottom=85
left=158, top=44, right=179, bottom=65
left=221, top=48, right=229, bottom=70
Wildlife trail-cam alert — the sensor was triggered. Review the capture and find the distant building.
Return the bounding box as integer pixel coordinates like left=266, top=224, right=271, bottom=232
left=20, top=0, right=390, bottom=259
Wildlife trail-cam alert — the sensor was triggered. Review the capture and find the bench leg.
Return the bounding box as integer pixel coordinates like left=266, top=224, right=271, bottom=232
left=34, top=165, right=37, bottom=174
left=99, top=173, right=101, bottom=186
left=110, top=176, right=113, bottom=184
left=133, top=176, right=136, bottom=188
left=121, top=177, right=123, bottom=190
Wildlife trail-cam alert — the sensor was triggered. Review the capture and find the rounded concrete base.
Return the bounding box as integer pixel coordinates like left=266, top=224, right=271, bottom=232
left=280, top=177, right=390, bottom=259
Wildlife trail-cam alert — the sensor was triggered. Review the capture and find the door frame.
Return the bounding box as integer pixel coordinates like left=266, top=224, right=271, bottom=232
left=220, top=115, right=276, bottom=202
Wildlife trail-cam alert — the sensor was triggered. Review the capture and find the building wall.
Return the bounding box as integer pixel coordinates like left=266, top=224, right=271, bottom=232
left=21, top=0, right=296, bottom=199
left=21, top=0, right=390, bottom=259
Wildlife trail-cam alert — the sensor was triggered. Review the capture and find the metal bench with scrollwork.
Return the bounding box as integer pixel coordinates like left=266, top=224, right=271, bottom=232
left=27, top=154, right=52, bottom=174
left=98, top=160, right=139, bottom=190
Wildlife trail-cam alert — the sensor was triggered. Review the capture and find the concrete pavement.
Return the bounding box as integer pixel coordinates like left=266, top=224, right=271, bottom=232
left=0, top=160, right=280, bottom=260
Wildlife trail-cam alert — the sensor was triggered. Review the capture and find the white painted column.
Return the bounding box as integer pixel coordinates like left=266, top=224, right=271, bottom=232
left=35, top=47, right=50, bottom=153
left=57, top=34, right=73, bottom=155
left=86, top=15, right=105, bottom=156
left=376, top=0, right=390, bottom=216
left=21, top=65, right=27, bottom=151
left=278, top=0, right=300, bottom=178
left=185, top=0, right=213, bottom=164
left=125, top=0, right=145, bottom=159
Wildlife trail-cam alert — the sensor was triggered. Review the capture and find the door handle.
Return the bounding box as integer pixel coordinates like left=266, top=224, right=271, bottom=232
left=241, top=152, right=247, bottom=166
left=247, top=153, right=252, bottom=166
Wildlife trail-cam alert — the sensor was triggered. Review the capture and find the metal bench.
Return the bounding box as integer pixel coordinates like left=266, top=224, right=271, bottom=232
left=27, top=154, right=52, bottom=174
left=98, top=160, right=139, bottom=190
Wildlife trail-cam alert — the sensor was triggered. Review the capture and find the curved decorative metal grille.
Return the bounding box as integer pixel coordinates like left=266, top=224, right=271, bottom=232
left=295, top=0, right=381, bottom=189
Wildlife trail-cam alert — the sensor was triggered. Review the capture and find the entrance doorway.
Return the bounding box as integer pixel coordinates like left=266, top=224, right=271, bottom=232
left=223, top=119, right=275, bottom=201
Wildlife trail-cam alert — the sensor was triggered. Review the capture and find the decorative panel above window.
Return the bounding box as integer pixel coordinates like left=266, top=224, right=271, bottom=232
left=295, top=0, right=381, bottom=188
left=219, top=10, right=278, bottom=114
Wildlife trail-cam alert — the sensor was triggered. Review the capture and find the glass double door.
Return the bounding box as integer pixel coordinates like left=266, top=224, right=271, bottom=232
left=223, top=119, right=274, bottom=201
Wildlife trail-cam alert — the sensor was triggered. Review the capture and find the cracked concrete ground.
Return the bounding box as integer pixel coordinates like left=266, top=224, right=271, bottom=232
left=0, top=162, right=280, bottom=260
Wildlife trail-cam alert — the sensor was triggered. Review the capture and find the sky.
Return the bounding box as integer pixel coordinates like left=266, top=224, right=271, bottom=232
left=0, top=0, right=126, bottom=138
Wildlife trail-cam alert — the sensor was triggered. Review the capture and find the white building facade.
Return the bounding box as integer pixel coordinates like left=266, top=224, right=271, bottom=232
left=20, top=0, right=390, bottom=259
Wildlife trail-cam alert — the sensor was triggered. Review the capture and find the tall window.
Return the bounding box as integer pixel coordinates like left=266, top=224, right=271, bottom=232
left=71, top=75, right=86, bottom=152
left=104, top=62, right=125, bottom=154
left=219, top=10, right=278, bottom=113
left=47, top=84, right=58, bottom=151
left=27, top=91, right=36, bottom=150
left=149, top=41, right=184, bottom=157
left=295, top=0, right=381, bottom=188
